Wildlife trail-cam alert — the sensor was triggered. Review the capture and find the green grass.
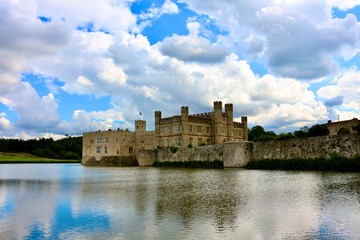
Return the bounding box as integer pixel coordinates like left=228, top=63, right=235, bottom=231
left=0, top=152, right=81, bottom=163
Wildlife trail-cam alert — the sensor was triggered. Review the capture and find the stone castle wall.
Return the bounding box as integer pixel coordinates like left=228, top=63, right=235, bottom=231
left=135, top=134, right=360, bottom=167
left=251, top=134, right=360, bottom=161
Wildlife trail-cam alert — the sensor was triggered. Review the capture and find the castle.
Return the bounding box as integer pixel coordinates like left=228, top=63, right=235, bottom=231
left=325, top=118, right=359, bottom=135
left=82, top=101, right=248, bottom=163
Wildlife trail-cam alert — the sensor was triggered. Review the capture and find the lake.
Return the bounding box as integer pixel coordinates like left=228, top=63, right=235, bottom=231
left=1, top=164, right=360, bottom=239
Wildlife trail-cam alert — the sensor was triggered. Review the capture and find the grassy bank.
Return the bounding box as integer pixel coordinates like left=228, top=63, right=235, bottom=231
left=246, top=155, right=360, bottom=172
left=153, top=160, right=224, bottom=169
left=0, top=152, right=81, bottom=164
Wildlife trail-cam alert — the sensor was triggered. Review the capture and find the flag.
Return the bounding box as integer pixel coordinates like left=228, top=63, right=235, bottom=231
left=139, top=112, right=142, bottom=116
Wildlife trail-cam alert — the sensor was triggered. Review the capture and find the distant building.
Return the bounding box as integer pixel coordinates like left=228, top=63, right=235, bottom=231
left=82, top=101, right=248, bottom=161
left=325, top=118, right=360, bottom=135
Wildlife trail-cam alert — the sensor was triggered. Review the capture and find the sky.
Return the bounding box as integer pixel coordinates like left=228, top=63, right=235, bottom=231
left=0, top=0, right=360, bottom=139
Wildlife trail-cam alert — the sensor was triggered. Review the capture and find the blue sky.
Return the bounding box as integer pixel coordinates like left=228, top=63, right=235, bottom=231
left=0, top=0, right=359, bottom=139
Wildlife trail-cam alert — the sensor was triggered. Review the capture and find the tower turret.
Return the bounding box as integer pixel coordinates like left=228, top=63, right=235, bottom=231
left=181, top=106, right=189, bottom=146
left=241, top=116, right=248, bottom=141
left=155, top=111, right=162, bottom=147
left=213, top=101, right=223, bottom=144
left=225, top=103, right=234, bottom=141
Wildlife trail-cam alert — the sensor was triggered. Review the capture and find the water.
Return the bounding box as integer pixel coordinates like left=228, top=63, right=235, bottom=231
left=1, top=164, right=360, bottom=239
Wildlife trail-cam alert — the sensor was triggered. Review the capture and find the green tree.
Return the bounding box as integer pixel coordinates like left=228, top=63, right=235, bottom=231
left=277, top=132, right=295, bottom=140
left=337, top=127, right=350, bottom=135
left=353, top=124, right=360, bottom=136
left=248, top=126, right=277, bottom=141
left=307, top=124, right=329, bottom=137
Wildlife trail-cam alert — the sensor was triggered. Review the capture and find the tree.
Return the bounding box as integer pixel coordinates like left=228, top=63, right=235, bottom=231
left=277, top=132, right=295, bottom=140
left=248, top=126, right=277, bottom=141
left=354, top=124, right=360, bottom=136
left=307, top=124, right=329, bottom=137
left=248, top=125, right=266, bottom=141
left=337, top=127, right=350, bottom=135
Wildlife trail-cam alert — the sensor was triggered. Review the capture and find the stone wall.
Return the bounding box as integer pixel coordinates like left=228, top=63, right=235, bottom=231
left=251, top=135, right=360, bottom=161
left=152, top=141, right=252, bottom=167
left=83, top=156, right=138, bottom=166
left=138, top=149, right=157, bottom=166
left=83, top=135, right=360, bottom=168
left=157, top=144, right=225, bottom=163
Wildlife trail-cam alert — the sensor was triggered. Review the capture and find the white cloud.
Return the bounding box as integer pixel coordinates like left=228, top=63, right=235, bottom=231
left=160, top=34, right=228, bottom=63
left=1, top=0, right=358, bottom=138
left=137, top=0, right=179, bottom=31
left=0, top=113, right=11, bottom=130
left=181, top=0, right=360, bottom=80
left=317, top=68, right=360, bottom=118
left=139, top=0, right=179, bottom=20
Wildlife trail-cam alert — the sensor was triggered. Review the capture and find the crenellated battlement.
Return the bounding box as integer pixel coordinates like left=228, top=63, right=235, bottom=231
left=189, top=112, right=213, bottom=119
left=83, top=128, right=132, bottom=135
left=214, top=101, right=222, bottom=110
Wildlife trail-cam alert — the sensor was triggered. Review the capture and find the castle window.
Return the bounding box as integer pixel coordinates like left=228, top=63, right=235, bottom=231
left=96, top=146, right=102, bottom=153
left=160, top=140, right=164, bottom=147
left=129, top=147, right=133, bottom=154
left=104, top=146, right=108, bottom=154
left=165, top=139, right=169, bottom=147
left=96, top=137, right=102, bottom=144
left=141, top=140, right=145, bottom=144
left=189, top=138, right=193, bottom=144
left=104, top=137, right=109, bottom=144
left=198, top=126, right=202, bottom=133
left=198, top=138, right=202, bottom=145
left=189, top=125, right=193, bottom=132
left=175, top=138, right=181, bottom=147
left=173, top=124, right=181, bottom=133
left=91, top=140, right=94, bottom=144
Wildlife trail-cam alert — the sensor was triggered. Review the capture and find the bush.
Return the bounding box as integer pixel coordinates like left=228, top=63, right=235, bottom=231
left=308, top=124, right=329, bottom=137
left=170, top=146, right=178, bottom=153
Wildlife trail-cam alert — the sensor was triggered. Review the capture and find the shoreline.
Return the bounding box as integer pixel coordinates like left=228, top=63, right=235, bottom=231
left=0, top=152, right=80, bottom=164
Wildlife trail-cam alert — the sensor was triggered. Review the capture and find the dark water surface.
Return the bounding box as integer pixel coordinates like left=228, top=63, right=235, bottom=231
left=1, top=164, right=360, bottom=239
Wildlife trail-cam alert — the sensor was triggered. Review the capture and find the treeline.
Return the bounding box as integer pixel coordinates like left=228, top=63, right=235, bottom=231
left=248, top=123, right=360, bottom=141
left=0, top=137, right=82, bottom=160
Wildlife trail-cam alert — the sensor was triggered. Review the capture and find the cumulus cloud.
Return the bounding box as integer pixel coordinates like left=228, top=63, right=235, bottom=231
left=160, top=35, right=228, bottom=63
left=182, top=0, right=360, bottom=80
left=0, top=113, right=11, bottom=131
left=1, top=0, right=358, bottom=138
left=324, top=96, right=344, bottom=107
left=317, top=68, right=360, bottom=116
left=136, top=0, right=179, bottom=31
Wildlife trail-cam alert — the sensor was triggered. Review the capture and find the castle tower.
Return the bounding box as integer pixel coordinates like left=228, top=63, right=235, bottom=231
left=213, top=101, right=223, bottom=144
left=181, top=106, right=189, bottom=147
left=241, top=116, right=248, bottom=141
left=225, top=103, right=234, bottom=142
left=154, top=111, right=162, bottom=147
left=135, top=120, right=146, bottom=134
